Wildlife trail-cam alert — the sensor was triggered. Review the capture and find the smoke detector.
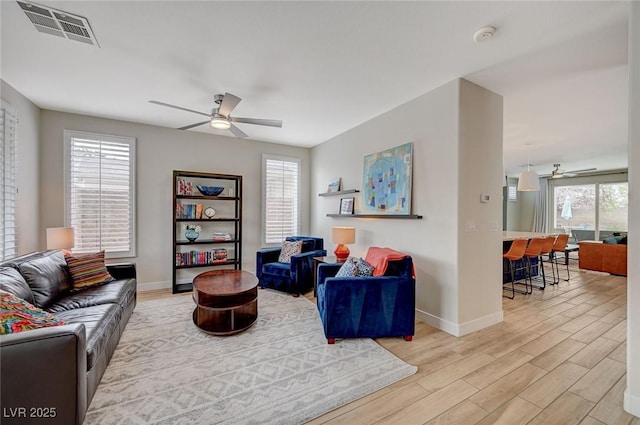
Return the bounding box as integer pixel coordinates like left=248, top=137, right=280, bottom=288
left=473, top=26, right=496, bottom=43
left=17, top=1, right=99, bottom=46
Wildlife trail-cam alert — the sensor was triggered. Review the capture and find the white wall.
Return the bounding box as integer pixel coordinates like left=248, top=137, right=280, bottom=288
left=39, top=110, right=310, bottom=290
left=625, top=1, right=640, bottom=417
left=311, top=78, right=503, bottom=336
left=1, top=79, right=40, bottom=255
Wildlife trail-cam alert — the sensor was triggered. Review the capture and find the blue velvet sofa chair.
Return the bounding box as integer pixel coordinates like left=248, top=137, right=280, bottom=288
left=256, top=236, right=326, bottom=295
left=316, top=256, right=415, bottom=344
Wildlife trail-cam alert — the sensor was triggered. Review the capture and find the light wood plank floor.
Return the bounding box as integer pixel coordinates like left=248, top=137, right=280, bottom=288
left=139, top=263, right=638, bottom=425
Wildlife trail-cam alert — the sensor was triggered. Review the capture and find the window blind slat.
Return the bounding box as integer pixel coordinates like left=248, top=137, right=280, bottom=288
left=0, top=105, right=17, bottom=261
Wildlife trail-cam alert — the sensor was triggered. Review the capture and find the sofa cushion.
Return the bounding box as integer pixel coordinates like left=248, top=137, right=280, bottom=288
left=278, top=240, right=303, bottom=264
left=355, top=258, right=375, bottom=277
left=66, top=251, right=115, bottom=291
left=336, top=258, right=357, bottom=277
left=46, top=279, right=137, bottom=313
left=17, top=250, right=69, bottom=308
left=55, top=303, right=122, bottom=370
left=0, top=266, right=34, bottom=304
left=0, top=290, right=65, bottom=334
left=262, top=262, right=292, bottom=278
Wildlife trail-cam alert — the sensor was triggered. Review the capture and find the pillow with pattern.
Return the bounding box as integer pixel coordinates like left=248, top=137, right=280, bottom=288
left=278, top=240, right=303, bottom=264
left=355, top=258, right=375, bottom=277
left=0, top=290, right=65, bottom=334
left=335, top=257, right=357, bottom=277
left=65, top=251, right=115, bottom=291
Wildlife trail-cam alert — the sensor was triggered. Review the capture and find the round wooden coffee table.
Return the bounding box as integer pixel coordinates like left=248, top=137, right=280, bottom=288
left=192, top=270, right=258, bottom=335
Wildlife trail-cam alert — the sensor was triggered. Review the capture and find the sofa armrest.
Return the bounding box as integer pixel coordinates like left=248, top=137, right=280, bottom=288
left=255, top=248, right=282, bottom=278
left=107, top=263, right=137, bottom=280
left=0, top=323, right=87, bottom=425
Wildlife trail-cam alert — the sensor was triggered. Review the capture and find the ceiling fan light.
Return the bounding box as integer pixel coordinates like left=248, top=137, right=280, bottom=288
left=517, top=170, right=540, bottom=191
left=211, top=116, right=230, bottom=130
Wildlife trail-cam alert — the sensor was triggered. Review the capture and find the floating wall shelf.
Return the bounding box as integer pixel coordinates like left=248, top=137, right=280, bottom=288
left=318, top=189, right=360, bottom=197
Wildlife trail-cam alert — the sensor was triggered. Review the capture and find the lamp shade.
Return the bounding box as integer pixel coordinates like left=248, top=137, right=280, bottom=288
left=517, top=170, right=540, bottom=192
left=332, top=227, right=355, bottom=244
left=46, top=227, right=75, bottom=250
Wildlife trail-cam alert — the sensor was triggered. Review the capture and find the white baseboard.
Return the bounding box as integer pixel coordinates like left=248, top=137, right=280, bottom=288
left=137, top=280, right=172, bottom=292
left=415, top=309, right=503, bottom=337
left=624, top=388, right=640, bottom=418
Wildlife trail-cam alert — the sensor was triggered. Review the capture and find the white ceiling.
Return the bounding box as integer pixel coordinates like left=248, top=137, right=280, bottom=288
left=1, top=1, right=630, bottom=177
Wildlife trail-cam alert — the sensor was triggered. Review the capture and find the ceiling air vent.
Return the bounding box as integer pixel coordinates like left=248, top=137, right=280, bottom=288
left=17, top=1, right=99, bottom=47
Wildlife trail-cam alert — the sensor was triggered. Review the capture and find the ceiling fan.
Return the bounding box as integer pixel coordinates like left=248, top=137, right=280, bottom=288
left=547, top=163, right=597, bottom=178
left=149, top=92, right=282, bottom=138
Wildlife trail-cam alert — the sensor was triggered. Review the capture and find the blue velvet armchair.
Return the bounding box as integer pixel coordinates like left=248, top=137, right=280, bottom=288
left=316, top=256, right=415, bottom=344
left=256, top=236, right=326, bottom=295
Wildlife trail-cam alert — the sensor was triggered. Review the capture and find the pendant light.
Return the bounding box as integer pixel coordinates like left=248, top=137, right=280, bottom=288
left=517, top=164, right=540, bottom=192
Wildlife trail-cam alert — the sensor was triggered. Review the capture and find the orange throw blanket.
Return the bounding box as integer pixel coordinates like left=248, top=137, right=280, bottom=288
left=365, top=247, right=415, bottom=277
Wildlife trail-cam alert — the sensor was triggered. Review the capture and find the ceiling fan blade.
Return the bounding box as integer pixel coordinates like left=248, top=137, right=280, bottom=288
left=228, top=123, right=248, bottom=138
left=178, top=120, right=210, bottom=130
left=230, top=117, right=283, bottom=128
left=218, top=93, right=241, bottom=117
left=149, top=100, right=210, bottom=117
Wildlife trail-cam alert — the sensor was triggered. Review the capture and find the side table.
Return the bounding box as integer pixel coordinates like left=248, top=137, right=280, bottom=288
left=313, top=255, right=351, bottom=297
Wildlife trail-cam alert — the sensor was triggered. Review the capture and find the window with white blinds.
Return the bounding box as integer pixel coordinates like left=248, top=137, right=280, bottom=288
left=262, top=154, right=300, bottom=245
left=64, top=130, right=136, bottom=258
left=0, top=102, right=17, bottom=261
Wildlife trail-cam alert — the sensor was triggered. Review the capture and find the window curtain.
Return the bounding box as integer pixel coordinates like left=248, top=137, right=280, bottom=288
left=531, top=178, right=548, bottom=232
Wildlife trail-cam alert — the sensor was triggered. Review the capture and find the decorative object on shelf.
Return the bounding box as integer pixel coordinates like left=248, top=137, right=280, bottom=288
left=176, top=178, right=193, bottom=195
left=327, top=177, right=341, bottom=193
left=185, top=225, right=201, bottom=242
left=332, top=226, right=356, bottom=261
left=203, top=206, right=216, bottom=218
left=214, top=248, right=228, bottom=262
left=362, top=142, right=413, bottom=215
left=196, top=185, right=225, bottom=196
left=339, top=197, right=355, bottom=215
left=212, top=231, right=232, bottom=241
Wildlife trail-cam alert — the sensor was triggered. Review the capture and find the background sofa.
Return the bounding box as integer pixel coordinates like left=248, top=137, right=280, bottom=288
left=578, top=240, right=627, bottom=276
left=0, top=250, right=136, bottom=425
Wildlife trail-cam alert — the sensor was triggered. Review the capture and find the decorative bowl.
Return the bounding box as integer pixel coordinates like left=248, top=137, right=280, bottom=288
left=196, top=185, right=224, bottom=196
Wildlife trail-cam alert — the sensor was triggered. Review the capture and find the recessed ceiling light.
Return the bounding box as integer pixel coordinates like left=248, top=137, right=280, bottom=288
left=473, top=26, right=496, bottom=43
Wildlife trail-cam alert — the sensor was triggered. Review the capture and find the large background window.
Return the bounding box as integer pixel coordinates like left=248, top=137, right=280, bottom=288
left=552, top=178, right=627, bottom=239
left=64, top=130, right=136, bottom=258
left=0, top=101, right=17, bottom=261
left=262, top=154, right=300, bottom=245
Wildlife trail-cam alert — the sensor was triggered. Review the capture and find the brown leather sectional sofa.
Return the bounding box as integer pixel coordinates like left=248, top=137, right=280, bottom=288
left=578, top=240, right=627, bottom=276
left=0, top=250, right=136, bottom=425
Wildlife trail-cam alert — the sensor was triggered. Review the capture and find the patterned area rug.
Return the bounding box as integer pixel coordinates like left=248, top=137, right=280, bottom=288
left=85, top=289, right=417, bottom=425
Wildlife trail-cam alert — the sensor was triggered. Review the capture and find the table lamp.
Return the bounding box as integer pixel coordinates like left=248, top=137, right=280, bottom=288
left=332, top=226, right=355, bottom=261
left=46, top=227, right=75, bottom=250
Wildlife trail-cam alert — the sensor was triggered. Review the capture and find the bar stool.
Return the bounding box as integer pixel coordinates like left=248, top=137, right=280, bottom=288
left=551, top=233, right=570, bottom=282
left=503, top=238, right=528, bottom=299
left=524, top=238, right=545, bottom=291
left=539, top=235, right=558, bottom=285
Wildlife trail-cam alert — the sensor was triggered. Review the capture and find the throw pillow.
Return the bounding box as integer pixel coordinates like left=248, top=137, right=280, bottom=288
left=65, top=251, right=115, bottom=291
left=355, top=258, right=375, bottom=277
left=278, top=240, right=303, bottom=264
left=335, top=257, right=357, bottom=277
left=0, top=290, right=65, bottom=334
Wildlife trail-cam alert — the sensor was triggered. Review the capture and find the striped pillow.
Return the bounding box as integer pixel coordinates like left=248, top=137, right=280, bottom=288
left=65, top=251, right=115, bottom=290
left=1, top=290, right=64, bottom=334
